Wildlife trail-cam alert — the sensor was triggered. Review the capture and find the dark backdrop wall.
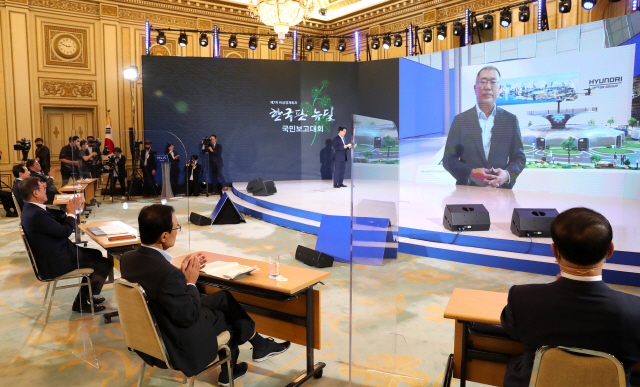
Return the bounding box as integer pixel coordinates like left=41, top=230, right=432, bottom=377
left=142, top=56, right=399, bottom=184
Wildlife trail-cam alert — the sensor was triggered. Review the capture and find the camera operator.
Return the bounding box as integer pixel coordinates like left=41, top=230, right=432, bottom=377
left=79, top=140, right=98, bottom=179
left=34, top=138, right=51, bottom=176
left=0, top=150, right=18, bottom=217
left=166, top=143, right=181, bottom=195
left=201, top=134, right=226, bottom=194
left=185, top=154, right=201, bottom=197
left=141, top=140, right=157, bottom=196
left=107, top=147, right=127, bottom=200
left=26, top=159, right=59, bottom=204
left=59, top=136, right=83, bottom=186
left=86, top=136, right=103, bottom=178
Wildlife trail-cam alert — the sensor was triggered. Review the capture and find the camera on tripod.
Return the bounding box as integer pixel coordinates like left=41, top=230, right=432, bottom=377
left=133, top=139, right=143, bottom=148
left=103, top=154, right=117, bottom=169
left=14, top=138, right=31, bottom=161
left=202, top=136, right=212, bottom=149
left=88, top=137, right=102, bottom=147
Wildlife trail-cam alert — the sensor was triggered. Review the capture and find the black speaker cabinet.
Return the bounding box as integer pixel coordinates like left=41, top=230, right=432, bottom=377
left=295, top=245, right=334, bottom=268
left=264, top=180, right=277, bottom=195
left=252, top=180, right=276, bottom=196
left=578, top=138, right=589, bottom=151
left=510, top=208, right=558, bottom=237
left=190, top=212, right=213, bottom=226
left=246, top=178, right=263, bottom=193
left=536, top=137, right=546, bottom=150
left=443, top=204, right=490, bottom=232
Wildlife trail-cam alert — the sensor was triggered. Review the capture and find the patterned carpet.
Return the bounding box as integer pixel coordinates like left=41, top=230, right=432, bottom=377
left=0, top=196, right=638, bottom=387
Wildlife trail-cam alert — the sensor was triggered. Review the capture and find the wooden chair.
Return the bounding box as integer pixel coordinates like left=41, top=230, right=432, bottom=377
left=12, top=193, right=21, bottom=217
left=19, top=224, right=95, bottom=324
left=114, top=278, right=234, bottom=387
left=529, top=345, right=626, bottom=387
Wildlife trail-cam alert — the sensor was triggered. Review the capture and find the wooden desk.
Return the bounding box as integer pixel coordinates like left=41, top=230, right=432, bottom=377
left=60, top=178, right=97, bottom=203
left=172, top=251, right=330, bottom=387
left=443, top=288, right=640, bottom=387
left=79, top=220, right=140, bottom=280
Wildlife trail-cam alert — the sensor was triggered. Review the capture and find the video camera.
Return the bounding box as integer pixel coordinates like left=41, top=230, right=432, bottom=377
left=133, top=139, right=143, bottom=148
left=202, top=136, right=212, bottom=150
left=14, top=138, right=31, bottom=161
left=103, top=154, right=117, bottom=170
left=88, top=137, right=102, bottom=147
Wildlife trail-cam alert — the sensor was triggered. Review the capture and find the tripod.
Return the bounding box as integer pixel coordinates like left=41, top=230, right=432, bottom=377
left=126, top=148, right=144, bottom=201
left=102, top=167, right=123, bottom=201
left=202, top=151, right=211, bottom=197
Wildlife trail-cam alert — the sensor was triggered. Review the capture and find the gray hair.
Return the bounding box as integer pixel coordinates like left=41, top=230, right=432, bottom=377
left=476, top=66, right=501, bottom=82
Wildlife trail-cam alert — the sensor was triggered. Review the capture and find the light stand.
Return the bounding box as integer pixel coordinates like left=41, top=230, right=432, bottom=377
left=123, top=66, right=143, bottom=201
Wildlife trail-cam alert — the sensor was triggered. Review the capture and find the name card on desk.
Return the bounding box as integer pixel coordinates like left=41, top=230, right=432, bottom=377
left=155, top=155, right=169, bottom=163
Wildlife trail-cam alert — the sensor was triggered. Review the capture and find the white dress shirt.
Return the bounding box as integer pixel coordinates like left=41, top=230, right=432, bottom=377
left=189, top=160, right=197, bottom=181
left=339, top=135, right=345, bottom=146
left=144, top=149, right=150, bottom=167
left=142, top=244, right=196, bottom=287
left=561, top=272, right=603, bottom=282
left=476, top=104, right=497, bottom=160
left=113, top=156, right=120, bottom=177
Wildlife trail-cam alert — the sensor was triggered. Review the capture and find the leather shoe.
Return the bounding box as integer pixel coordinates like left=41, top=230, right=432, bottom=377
left=92, top=296, right=105, bottom=305
left=72, top=299, right=106, bottom=313
left=334, top=185, right=340, bottom=188
left=340, top=184, right=347, bottom=187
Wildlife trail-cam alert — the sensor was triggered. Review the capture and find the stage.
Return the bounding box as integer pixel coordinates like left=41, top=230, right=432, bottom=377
left=224, top=179, right=640, bottom=286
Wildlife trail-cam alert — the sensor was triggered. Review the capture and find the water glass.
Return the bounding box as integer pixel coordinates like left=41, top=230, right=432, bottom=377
left=269, top=255, right=280, bottom=278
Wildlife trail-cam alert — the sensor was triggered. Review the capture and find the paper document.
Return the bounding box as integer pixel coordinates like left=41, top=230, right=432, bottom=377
left=56, top=194, right=82, bottom=201
left=200, top=261, right=258, bottom=280
left=87, top=225, right=130, bottom=236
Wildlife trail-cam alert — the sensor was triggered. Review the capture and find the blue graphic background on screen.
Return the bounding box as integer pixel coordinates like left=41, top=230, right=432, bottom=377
left=398, top=58, right=443, bottom=139
left=496, top=72, right=580, bottom=105
left=141, top=57, right=359, bottom=183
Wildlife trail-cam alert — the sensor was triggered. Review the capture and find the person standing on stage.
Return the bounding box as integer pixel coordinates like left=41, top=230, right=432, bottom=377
left=166, top=143, right=180, bottom=195
left=332, top=126, right=351, bottom=188
left=201, top=135, right=226, bottom=195
left=35, top=138, right=52, bottom=176
left=141, top=140, right=158, bottom=197
left=443, top=66, right=526, bottom=189
left=185, top=155, right=201, bottom=197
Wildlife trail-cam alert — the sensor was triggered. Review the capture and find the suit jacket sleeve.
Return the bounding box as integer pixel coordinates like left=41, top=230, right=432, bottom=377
left=213, top=144, right=222, bottom=158
left=506, top=116, right=526, bottom=186
left=32, top=207, right=76, bottom=239
left=443, top=115, right=474, bottom=184
left=500, top=286, right=520, bottom=341
left=332, top=136, right=342, bottom=152
left=156, top=269, right=202, bottom=328
left=195, top=164, right=201, bottom=179
left=150, top=150, right=157, bottom=170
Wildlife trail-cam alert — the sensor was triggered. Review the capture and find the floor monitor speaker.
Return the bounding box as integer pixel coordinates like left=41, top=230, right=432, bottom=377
left=295, top=245, right=334, bottom=268
left=510, top=208, right=558, bottom=237
left=443, top=204, right=490, bottom=232
left=264, top=180, right=277, bottom=195
left=190, top=212, right=213, bottom=226
left=252, top=180, right=276, bottom=196
left=246, top=178, right=263, bottom=193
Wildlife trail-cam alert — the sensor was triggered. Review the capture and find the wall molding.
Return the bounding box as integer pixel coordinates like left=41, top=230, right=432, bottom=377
left=39, top=78, right=96, bottom=100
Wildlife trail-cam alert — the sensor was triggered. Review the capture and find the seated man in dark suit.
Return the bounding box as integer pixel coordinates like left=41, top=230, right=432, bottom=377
left=120, top=204, right=290, bottom=386
left=185, top=154, right=201, bottom=197
left=443, top=66, right=526, bottom=189
left=12, top=164, right=31, bottom=210
left=0, top=150, right=18, bottom=217
left=501, top=207, right=640, bottom=387
left=26, top=159, right=59, bottom=204
left=19, top=177, right=111, bottom=312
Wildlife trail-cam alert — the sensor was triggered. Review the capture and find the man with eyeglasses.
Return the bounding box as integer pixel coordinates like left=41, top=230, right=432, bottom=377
left=443, top=66, right=526, bottom=189
left=121, top=204, right=291, bottom=386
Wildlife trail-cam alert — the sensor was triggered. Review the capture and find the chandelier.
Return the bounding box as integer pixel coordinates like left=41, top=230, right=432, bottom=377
left=249, top=0, right=315, bottom=40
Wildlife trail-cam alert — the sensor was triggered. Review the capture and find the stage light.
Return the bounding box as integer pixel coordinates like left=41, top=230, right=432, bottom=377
left=582, top=0, right=596, bottom=9
left=321, top=37, right=330, bottom=52
left=437, top=25, right=447, bottom=41
left=229, top=35, right=238, bottom=48
left=338, top=38, right=346, bottom=51
left=199, top=33, right=208, bottom=47
left=371, top=37, right=380, bottom=49
left=305, top=37, right=314, bottom=50
left=424, top=28, right=432, bottom=42
left=500, top=9, right=512, bottom=27
left=483, top=15, right=494, bottom=30
left=394, top=33, right=402, bottom=47
left=123, top=66, right=139, bottom=81
left=519, top=6, right=530, bottom=22
left=559, top=0, right=571, bottom=13
left=268, top=37, right=277, bottom=50
left=157, top=31, right=166, bottom=45
left=249, top=36, right=258, bottom=50
left=382, top=35, right=391, bottom=49
left=452, top=22, right=462, bottom=36
left=179, top=31, right=188, bottom=47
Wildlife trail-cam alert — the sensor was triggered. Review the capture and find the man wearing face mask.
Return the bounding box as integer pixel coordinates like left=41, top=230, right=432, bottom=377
left=59, top=136, right=82, bottom=186
left=34, top=138, right=51, bottom=176
left=141, top=140, right=158, bottom=197
left=79, top=140, right=98, bottom=179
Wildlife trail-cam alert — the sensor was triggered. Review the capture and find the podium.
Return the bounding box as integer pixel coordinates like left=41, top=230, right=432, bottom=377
left=155, top=154, right=174, bottom=200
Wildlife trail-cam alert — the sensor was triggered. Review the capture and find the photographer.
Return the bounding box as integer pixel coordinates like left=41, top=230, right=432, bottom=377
left=59, top=136, right=82, bottom=185
left=26, top=159, right=59, bottom=204
left=34, top=138, right=51, bottom=176
left=0, top=150, right=18, bottom=217
left=185, top=155, right=201, bottom=197
left=86, top=136, right=103, bottom=178
left=79, top=140, right=97, bottom=179
left=201, top=134, right=226, bottom=194
left=107, top=147, right=127, bottom=200
left=166, top=143, right=180, bottom=195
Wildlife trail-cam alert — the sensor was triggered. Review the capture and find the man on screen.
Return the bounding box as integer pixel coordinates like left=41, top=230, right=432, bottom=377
left=443, top=66, right=526, bottom=189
